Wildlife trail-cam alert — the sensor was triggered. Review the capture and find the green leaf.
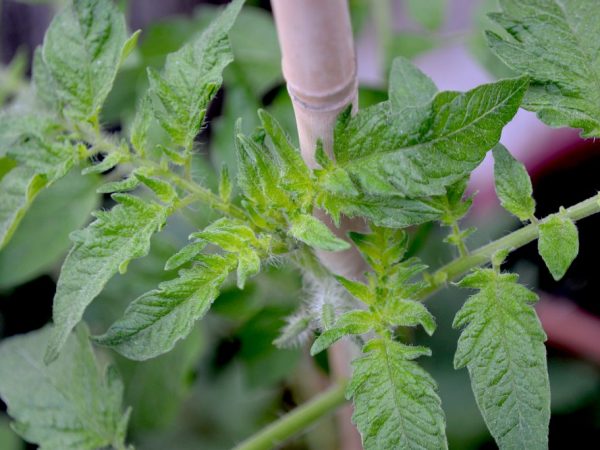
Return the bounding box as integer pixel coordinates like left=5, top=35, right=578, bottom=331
left=347, top=338, right=447, bottom=450
left=0, top=170, right=100, bottom=290
left=349, top=226, right=408, bottom=275
left=427, top=177, right=473, bottom=225
left=332, top=76, right=528, bottom=198
left=389, top=56, right=437, bottom=120
left=46, top=194, right=168, bottom=363
left=0, top=138, right=74, bottom=249
left=288, top=214, right=350, bottom=252
left=237, top=248, right=260, bottom=289
left=0, top=325, right=129, bottom=450
left=538, top=212, right=579, bottom=280
left=94, top=254, right=235, bottom=360
left=310, top=310, right=376, bottom=355
left=454, top=269, right=550, bottom=450
left=40, top=0, right=128, bottom=121
left=384, top=298, right=436, bottom=336
left=258, top=109, right=312, bottom=194
left=493, top=144, right=536, bottom=220
left=193, top=217, right=260, bottom=252
left=134, top=173, right=178, bottom=203
left=335, top=275, right=374, bottom=304
left=487, top=0, right=600, bottom=137
left=218, top=164, right=232, bottom=202
left=147, top=0, right=243, bottom=149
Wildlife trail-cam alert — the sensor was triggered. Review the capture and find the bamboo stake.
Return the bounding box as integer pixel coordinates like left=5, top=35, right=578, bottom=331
left=271, top=1, right=364, bottom=448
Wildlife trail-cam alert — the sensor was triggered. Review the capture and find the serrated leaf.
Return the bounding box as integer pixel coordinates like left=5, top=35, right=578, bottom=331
left=347, top=338, right=447, bottom=450
left=288, top=213, right=350, bottom=252
left=164, top=241, right=207, bottom=270
left=147, top=0, right=243, bottom=149
left=258, top=109, right=312, bottom=194
left=236, top=248, right=260, bottom=289
left=332, top=76, right=528, bottom=198
left=487, top=0, right=600, bottom=137
left=135, top=173, right=177, bottom=203
left=349, top=226, right=408, bottom=274
left=388, top=56, right=437, bottom=127
left=384, top=298, right=436, bottom=336
left=40, top=0, right=128, bottom=121
left=82, top=151, right=126, bottom=175
left=192, top=217, right=260, bottom=252
left=427, top=177, right=473, bottom=225
left=218, top=164, right=232, bottom=202
left=46, top=194, right=168, bottom=362
left=454, top=269, right=550, bottom=450
left=97, top=175, right=140, bottom=194
left=538, top=212, right=579, bottom=280
left=493, top=144, right=535, bottom=220
left=335, top=275, right=374, bottom=304
left=95, top=255, right=235, bottom=360
left=0, top=325, right=129, bottom=450
left=310, top=310, right=375, bottom=355
left=0, top=138, right=74, bottom=249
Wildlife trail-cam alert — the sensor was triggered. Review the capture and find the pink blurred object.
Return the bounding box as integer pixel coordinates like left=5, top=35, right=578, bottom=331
left=537, top=295, right=600, bottom=365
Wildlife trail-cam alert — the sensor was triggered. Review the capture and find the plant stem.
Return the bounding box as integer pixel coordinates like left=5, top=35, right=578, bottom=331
left=416, top=194, right=600, bottom=300
left=232, top=381, right=348, bottom=450
left=234, top=193, right=600, bottom=450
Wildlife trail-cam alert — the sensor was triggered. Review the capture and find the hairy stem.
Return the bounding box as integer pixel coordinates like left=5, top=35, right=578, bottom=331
left=235, top=193, right=600, bottom=450
left=232, top=381, right=348, bottom=450
left=416, top=194, right=600, bottom=300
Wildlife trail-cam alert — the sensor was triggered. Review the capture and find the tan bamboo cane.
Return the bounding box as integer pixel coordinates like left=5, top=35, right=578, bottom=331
left=271, top=1, right=365, bottom=448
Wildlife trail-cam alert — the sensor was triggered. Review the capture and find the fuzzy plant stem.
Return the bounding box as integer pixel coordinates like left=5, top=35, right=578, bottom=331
left=235, top=193, right=600, bottom=450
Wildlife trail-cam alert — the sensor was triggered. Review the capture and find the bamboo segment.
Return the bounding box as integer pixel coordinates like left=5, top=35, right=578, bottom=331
left=271, top=0, right=367, bottom=279
left=271, top=2, right=365, bottom=448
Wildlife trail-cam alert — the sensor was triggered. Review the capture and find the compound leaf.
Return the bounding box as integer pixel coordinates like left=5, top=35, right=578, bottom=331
left=0, top=325, right=129, bottom=450
left=147, top=0, right=243, bottom=149
left=493, top=144, right=536, bottom=220
left=487, top=0, right=600, bottom=137
left=46, top=194, right=168, bottom=363
left=40, top=0, right=128, bottom=121
left=538, top=212, right=579, bottom=280
left=332, top=76, right=528, bottom=199
left=95, top=254, right=234, bottom=360
left=348, top=338, right=447, bottom=450
left=454, top=269, right=550, bottom=450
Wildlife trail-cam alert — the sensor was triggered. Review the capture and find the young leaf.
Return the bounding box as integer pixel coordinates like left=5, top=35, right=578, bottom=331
left=288, top=213, right=350, bottom=252
left=487, top=0, right=600, bottom=137
left=538, top=212, right=579, bottom=280
left=310, top=310, right=375, bottom=355
left=492, top=144, right=535, bottom=220
left=454, top=269, right=550, bottom=450
left=94, top=254, right=235, bottom=360
left=147, top=0, right=244, bottom=149
left=347, top=339, right=447, bottom=450
left=0, top=138, right=74, bottom=249
left=46, top=194, right=168, bottom=363
left=384, top=298, right=436, bottom=336
left=0, top=325, right=129, bottom=450
left=40, top=0, right=129, bottom=121
left=218, top=164, right=232, bottom=202
left=332, top=76, right=528, bottom=199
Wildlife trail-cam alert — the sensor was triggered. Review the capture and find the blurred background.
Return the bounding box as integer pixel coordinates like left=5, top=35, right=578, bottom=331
left=0, top=0, right=599, bottom=448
